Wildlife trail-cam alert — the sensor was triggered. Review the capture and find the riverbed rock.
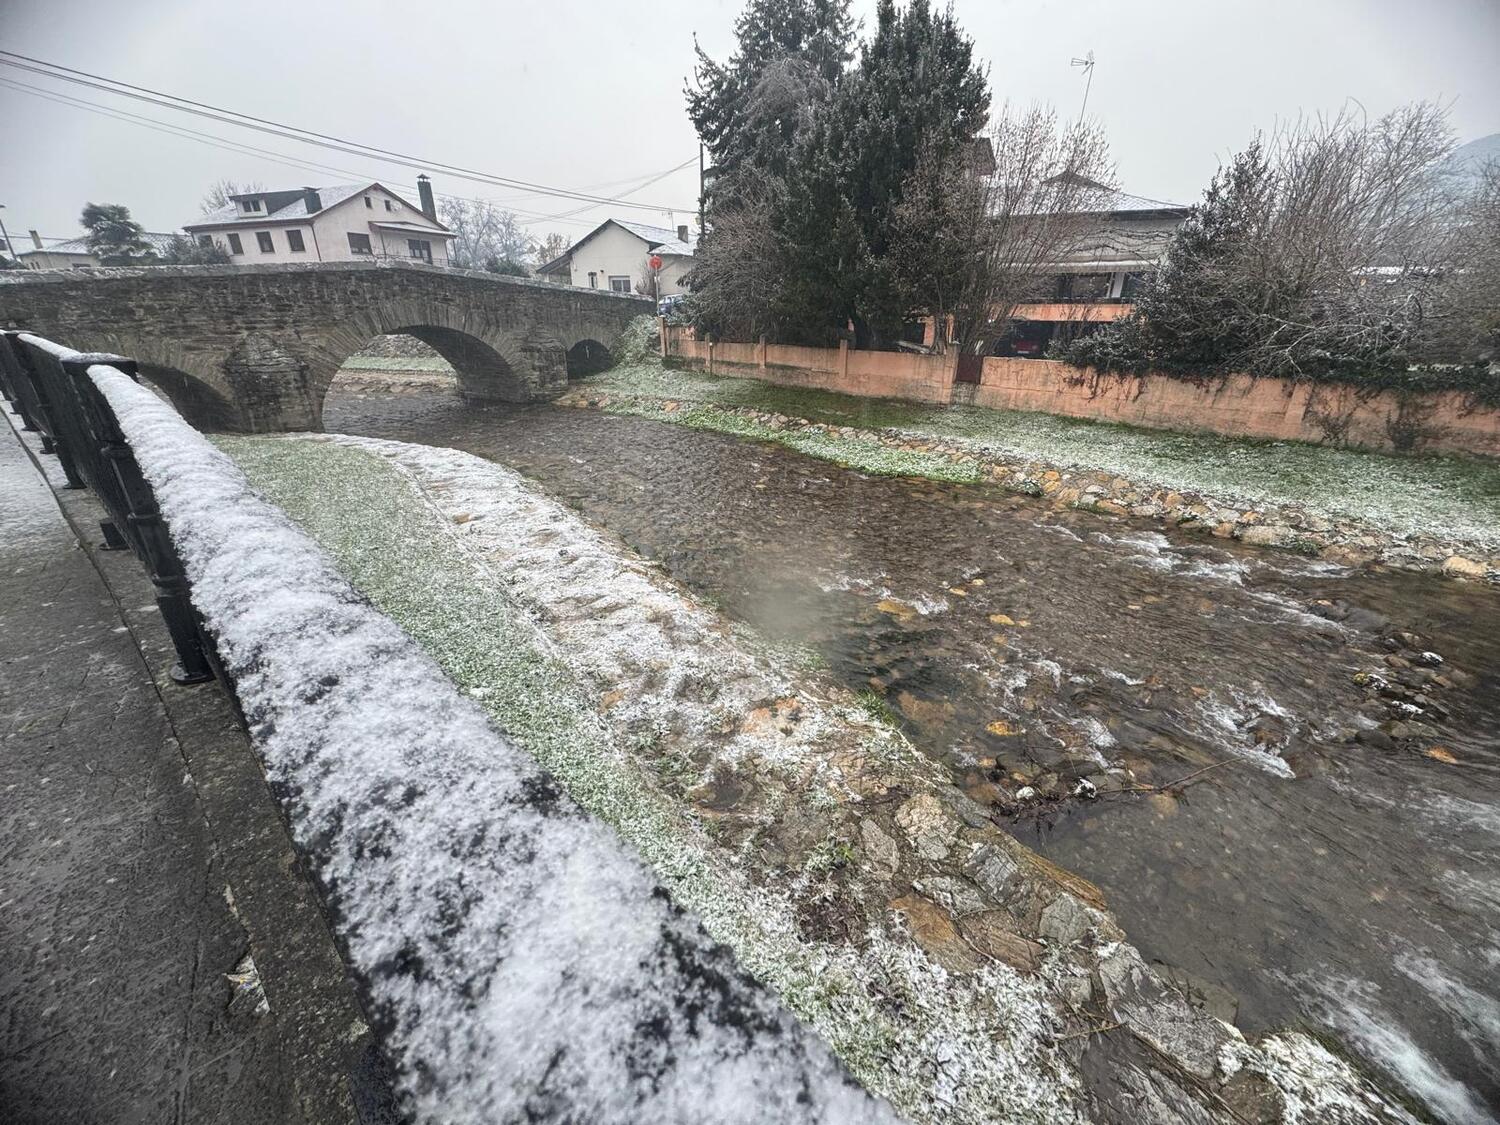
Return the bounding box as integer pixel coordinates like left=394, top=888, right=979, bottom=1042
left=859, top=818, right=901, bottom=878
left=956, top=911, right=1044, bottom=971
left=1441, top=555, right=1487, bottom=579
left=894, top=793, right=959, bottom=861
left=1238, top=524, right=1291, bottom=547
left=1095, top=945, right=1227, bottom=1082
left=1039, top=892, right=1098, bottom=946
left=889, top=894, right=983, bottom=973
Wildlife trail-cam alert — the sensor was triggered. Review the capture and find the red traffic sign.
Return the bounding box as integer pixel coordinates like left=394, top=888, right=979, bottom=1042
left=649, top=255, right=663, bottom=270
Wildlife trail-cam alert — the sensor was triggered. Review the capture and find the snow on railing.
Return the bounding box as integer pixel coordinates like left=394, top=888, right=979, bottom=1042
left=22, top=352, right=893, bottom=1123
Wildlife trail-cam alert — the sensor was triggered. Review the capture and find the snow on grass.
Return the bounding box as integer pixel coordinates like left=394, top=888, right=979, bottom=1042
left=86, top=362, right=892, bottom=1125
left=215, top=427, right=1426, bottom=1125
left=582, top=360, right=1500, bottom=550
left=220, top=431, right=1092, bottom=1125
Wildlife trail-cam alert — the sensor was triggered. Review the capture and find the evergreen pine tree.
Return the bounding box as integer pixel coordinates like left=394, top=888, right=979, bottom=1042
left=686, top=0, right=855, bottom=198
left=781, top=0, right=989, bottom=345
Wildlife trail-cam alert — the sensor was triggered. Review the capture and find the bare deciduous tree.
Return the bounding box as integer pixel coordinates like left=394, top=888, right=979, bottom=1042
left=682, top=170, right=788, bottom=340
left=531, top=232, right=570, bottom=270
left=201, top=179, right=264, bottom=214
left=1435, top=158, right=1500, bottom=365
left=635, top=255, right=666, bottom=300
left=439, top=197, right=533, bottom=272
left=1069, top=101, right=1471, bottom=380
left=1229, top=102, right=1459, bottom=375
left=892, top=103, right=1115, bottom=355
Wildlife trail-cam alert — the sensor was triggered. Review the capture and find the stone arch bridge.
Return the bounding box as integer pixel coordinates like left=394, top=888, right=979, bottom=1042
left=0, top=261, right=651, bottom=431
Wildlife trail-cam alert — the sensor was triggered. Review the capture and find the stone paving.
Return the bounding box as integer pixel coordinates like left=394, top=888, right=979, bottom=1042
left=0, top=416, right=377, bottom=1124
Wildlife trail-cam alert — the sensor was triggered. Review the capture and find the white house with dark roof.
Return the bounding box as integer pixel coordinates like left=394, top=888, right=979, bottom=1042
left=536, top=218, right=697, bottom=297
left=183, top=177, right=453, bottom=266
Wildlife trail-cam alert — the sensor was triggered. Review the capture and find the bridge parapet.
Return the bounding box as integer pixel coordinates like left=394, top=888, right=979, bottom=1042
left=0, top=260, right=651, bottom=431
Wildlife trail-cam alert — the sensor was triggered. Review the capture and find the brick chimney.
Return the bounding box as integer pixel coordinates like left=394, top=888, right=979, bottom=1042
left=677, top=224, right=690, bottom=243
left=417, top=175, right=437, bottom=222
left=302, top=187, right=322, bottom=213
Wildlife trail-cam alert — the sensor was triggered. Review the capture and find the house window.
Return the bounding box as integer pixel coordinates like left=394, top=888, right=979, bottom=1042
left=407, top=238, right=432, bottom=263
left=364, top=196, right=373, bottom=208
left=347, top=232, right=373, bottom=255
left=609, top=275, right=631, bottom=293
left=240, top=199, right=261, bottom=213
left=286, top=229, right=306, bottom=253
left=384, top=199, right=395, bottom=212
left=256, top=231, right=275, bottom=253
left=587, top=271, right=597, bottom=288
left=196, top=235, right=214, bottom=248
left=227, top=233, right=244, bottom=255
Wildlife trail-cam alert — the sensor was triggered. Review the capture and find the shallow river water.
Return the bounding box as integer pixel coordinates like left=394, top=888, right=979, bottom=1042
left=326, top=385, right=1500, bottom=1122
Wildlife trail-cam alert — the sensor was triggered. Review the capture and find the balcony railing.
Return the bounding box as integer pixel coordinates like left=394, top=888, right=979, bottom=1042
left=366, top=248, right=454, bottom=268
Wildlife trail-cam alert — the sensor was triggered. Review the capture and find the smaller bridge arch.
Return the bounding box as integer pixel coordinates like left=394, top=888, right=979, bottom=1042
left=565, top=339, right=615, bottom=377
left=0, top=261, right=651, bottom=432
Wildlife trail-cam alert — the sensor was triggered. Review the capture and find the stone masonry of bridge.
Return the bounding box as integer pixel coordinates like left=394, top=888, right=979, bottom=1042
left=0, top=261, right=651, bottom=432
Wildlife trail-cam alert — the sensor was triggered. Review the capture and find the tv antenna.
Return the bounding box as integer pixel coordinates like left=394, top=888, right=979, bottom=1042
left=1070, top=50, right=1096, bottom=126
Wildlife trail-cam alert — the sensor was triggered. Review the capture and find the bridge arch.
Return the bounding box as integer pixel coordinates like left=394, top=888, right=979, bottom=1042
left=8, top=326, right=242, bottom=431
left=565, top=338, right=614, bottom=377
left=136, top=363, right=240, bottom=432
left=307, top=299, right=552, bottom=428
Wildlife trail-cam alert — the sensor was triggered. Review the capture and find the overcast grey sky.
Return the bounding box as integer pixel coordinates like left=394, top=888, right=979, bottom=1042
left=1, top=0, right=1496, bottom=248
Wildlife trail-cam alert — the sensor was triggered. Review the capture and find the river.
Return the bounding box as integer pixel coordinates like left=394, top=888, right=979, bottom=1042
left=325, top=382, right=1500, bottom=1122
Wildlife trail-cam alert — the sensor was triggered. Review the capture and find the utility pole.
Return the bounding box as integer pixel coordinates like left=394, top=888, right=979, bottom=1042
left=0, top=204, right=14, bottom=266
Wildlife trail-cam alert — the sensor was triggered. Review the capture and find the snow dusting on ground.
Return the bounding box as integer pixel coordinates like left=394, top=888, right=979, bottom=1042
left=579, top=356, right=1500, bottom=554
left=228, top=430, right=1093, bottom=1124
left=220, top=428, right=1421, bottom=1125
left=86, top=362, right=894, bottom=1125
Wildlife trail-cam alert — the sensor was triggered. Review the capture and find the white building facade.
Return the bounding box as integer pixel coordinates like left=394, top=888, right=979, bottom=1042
left=537, top=219, right=696, bottom=298
left=183, top=179, right=453, bottom=266
left=16, top=231, right=177, bottom=269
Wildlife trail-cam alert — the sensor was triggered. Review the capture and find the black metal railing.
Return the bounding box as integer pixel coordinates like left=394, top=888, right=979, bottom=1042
left=0, top=330, right=217, bottom=685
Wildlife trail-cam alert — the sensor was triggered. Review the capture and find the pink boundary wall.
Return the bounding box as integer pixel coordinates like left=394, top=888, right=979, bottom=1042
left=660, top=323, right=1500, bottom=458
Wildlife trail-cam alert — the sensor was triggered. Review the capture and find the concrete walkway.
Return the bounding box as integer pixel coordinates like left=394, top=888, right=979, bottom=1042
left=0, top=416, right=382, bottom=1124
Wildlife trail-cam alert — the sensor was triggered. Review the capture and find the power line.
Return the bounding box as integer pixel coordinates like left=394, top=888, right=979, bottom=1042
left=0, top=75, right=689, bottom=232
left=0, top=50, right=698, bottom=214
left=0, top=76, right=376, bottom=184
left=0, top=50, right=692, bottom=213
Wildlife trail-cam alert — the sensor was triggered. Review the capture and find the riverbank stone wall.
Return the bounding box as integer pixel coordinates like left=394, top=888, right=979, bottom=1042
left=662, top=326, right=1500, bottom=459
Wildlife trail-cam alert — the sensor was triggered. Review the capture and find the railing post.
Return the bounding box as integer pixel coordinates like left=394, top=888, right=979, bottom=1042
left=62, top=354, right=215, bottom=685
left=0, top=331, right=43, bottom=435
left=0, top=330, right=22, bottom=412
left=6, top=334, right=85, bottom=486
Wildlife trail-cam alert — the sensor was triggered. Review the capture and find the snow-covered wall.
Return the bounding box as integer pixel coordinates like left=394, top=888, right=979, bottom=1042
left=81, top=358, right=893, bottom=1125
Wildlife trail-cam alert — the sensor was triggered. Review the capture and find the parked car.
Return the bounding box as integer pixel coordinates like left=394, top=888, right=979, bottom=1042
left=657, top=293, right=689, bottom=322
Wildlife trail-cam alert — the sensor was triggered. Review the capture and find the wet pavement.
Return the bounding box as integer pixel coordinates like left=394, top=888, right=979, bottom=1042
left=326, top=382, right=1500, bottom=1122
left=0, top=418, right=300, bottom=1123
left=1, top=415, right=379, bottom=1125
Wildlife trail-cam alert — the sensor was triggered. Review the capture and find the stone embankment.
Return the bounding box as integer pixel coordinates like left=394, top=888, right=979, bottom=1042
left=557, top=387, right=1500, bottom=582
